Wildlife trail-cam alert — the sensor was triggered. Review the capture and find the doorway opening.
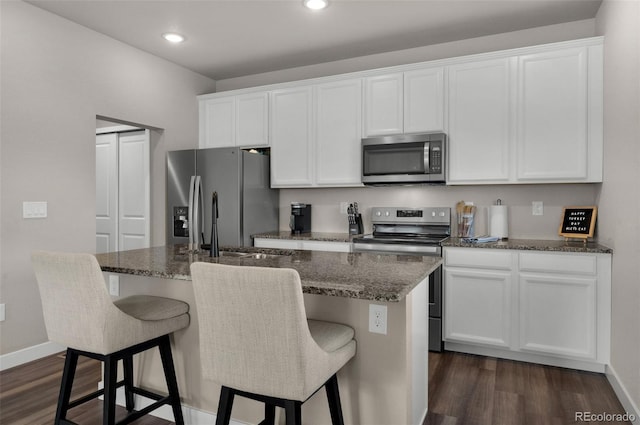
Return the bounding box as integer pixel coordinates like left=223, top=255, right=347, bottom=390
left=95, top=117, right=153, bottom=254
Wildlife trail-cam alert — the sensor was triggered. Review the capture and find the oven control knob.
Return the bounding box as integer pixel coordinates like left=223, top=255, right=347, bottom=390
left=375, top=211, right=382, bottom=217
left=385, top=211, right=390, bottom=217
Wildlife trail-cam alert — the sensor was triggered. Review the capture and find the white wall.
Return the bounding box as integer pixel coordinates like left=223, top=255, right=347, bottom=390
left=0, top=1, right=216, bottom=355
left=217, top=19, right=596, bottom=91
left=595, top=0, right=640, bottom=413
left=278, top=185, right=600, bottom=239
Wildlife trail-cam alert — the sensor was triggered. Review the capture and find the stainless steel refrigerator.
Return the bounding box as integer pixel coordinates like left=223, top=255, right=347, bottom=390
left=166, top=148, right=278, bottom=249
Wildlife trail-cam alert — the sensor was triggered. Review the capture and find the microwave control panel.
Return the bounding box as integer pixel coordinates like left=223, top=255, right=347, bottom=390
left=430, top=143, right=442, bottom=173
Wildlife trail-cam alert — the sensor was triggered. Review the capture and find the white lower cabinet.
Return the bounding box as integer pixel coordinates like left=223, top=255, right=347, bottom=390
left=443, top=247, right=610, bottom=371
left=444, top=268, right=512, bottom=348
left=253, top=238, right=352, bottom=253
left=519, top=273, right=596, bottom=359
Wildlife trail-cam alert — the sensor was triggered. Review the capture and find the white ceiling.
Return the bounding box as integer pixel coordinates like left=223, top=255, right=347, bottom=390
left=26, top=0, right=602, bottom=80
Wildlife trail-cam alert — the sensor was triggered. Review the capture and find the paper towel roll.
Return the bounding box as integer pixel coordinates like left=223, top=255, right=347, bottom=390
left=489, top=205, right=509, bottom=239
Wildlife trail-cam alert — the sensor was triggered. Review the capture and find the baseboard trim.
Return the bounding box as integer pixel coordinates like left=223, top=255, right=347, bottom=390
left=0, top=341, right=65, bottom=371
left=605, top=364, right=640, bottom=425
left=444, top=342, right=606, bottom=373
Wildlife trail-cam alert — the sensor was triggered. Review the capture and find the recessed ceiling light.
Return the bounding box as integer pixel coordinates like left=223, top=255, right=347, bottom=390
left=162, top=32, right=186, bottom=43
left=303, top=0, right=328, bottom=10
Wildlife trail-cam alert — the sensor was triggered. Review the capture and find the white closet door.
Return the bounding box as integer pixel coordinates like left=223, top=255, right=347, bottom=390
left=118, top=130, right=150, bottom=251
left=95, top=133, right=118, bottom=253
left=96, top=128, right=150, bottom=253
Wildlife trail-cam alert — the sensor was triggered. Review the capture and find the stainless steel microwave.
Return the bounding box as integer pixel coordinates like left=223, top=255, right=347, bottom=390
left=361, top=132, right=446, bottom=185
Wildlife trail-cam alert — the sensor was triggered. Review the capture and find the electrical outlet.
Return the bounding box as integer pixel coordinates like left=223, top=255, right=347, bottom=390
left=369, top=304, right=387, bottom=335
left=108, top=275, right=120, bottom=296
left=0, top=304, right=5, bottom=322
left=340, top=202, right=349, bottom=214
left=532, top=201, right=544, bottom=216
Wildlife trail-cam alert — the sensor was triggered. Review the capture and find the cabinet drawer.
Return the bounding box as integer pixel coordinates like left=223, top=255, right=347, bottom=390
left=519, top=252, right=596, bottom=276
left=445, top=248, right=512, bottom=270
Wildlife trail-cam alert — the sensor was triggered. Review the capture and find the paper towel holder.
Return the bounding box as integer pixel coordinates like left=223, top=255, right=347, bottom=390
left=489, top=199, right=509, bottom=240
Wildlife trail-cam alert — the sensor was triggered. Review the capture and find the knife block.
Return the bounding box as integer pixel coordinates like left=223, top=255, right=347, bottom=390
left=349, top=214, right=364, bottom=235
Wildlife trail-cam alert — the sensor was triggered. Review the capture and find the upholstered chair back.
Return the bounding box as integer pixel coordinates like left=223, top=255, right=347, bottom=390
left=190, top=263, right=351, bottom=401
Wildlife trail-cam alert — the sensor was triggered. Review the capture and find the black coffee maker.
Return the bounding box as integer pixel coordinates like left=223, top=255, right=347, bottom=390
left=290, top=203, right=312, bottom=234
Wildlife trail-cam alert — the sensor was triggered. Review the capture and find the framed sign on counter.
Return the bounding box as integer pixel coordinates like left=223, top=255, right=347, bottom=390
left=558, top=206, right=597, bottom=240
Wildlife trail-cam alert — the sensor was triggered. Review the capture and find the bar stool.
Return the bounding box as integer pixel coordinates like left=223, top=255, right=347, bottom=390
left=190, top=262, right=356, bottom=425
left=31, top=251, right=190, bottom=425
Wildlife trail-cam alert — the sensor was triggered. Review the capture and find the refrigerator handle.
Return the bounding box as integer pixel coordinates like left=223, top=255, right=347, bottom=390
left=192, top=176, right=203, bottom=251
left=187, top=176, right=200, bottom=251
left=188, top=176, right=196, bottom=250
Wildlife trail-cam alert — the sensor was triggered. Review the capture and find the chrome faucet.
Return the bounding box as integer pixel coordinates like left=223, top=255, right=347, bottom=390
left=210, top=191, right=219, bottom=257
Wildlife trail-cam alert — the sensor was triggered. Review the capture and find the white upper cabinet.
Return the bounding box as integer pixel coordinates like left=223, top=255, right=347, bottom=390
left=516, top=46, right=602, bottom=182
left=363, top=73, right=404, bottom=136
left=270, top=86, right=314, bottom=187
left=270, top=79, right=363, bottom=188
left=199, top=92, right=269, bottom=148
left=447, top=41, right=603, bottom=185
left=447, top=58, right=513, bottom=183
left=236, top=92, right=269, bottom=147
left=200, top=97, right=235, bottom=148
left=315, top=79, right=363, bottom=186
left=404, top=67, right=445, bottom=133
left=364, top=69, right=445, bottom=137
left=199, top=37, right=603, bottom=187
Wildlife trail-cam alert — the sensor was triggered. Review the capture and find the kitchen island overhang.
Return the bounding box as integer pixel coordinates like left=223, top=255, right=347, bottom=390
left=95, top=245, right=441, bottom=425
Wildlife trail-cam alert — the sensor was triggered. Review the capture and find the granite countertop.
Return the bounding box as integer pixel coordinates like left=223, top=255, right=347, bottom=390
left=442, top=237, right=613, bottom=254
left=252, top=231, right=359, bottom=243
left=95, top=245, right=441, bottom=302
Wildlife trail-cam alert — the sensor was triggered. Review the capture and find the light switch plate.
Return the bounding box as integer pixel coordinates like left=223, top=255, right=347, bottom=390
left=23, top=201, right=47, bottom=218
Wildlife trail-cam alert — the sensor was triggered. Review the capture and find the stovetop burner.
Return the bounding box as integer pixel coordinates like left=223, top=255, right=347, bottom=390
left=353, top=206, right=452, bottom=250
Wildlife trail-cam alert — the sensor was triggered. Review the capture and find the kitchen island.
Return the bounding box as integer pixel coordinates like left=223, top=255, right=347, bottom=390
left=96, top=245, right=441, bottom=425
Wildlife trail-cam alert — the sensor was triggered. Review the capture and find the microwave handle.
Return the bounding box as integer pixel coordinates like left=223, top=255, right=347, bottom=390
left=424, top=142, right=430, bottom=173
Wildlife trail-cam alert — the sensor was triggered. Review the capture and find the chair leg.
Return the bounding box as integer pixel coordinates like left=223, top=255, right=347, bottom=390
left=102, top=355, right=118, bottom=425
left=283, top=400, right=302, bottom=425
left=123, top=355, right=135, bottom=412
left=215, top=386, right=235, bottom=425
left=325, top=374, right=345, bottom=425
left=158, top=335, right=185, bottom=425
left=263, top=403, right=276, bottom=425
left=54, top=349, right=78, bottom=425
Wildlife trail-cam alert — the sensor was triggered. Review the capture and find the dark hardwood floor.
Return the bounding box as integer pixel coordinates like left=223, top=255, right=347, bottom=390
left=0, top=350, right=630, bottom=425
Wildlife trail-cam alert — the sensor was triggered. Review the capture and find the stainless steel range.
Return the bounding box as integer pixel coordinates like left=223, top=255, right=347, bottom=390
left=353, top=207, right=450, bottom=352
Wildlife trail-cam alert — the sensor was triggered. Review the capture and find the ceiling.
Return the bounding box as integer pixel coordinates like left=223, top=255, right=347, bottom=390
left=26, top=0, right=602, bottom=81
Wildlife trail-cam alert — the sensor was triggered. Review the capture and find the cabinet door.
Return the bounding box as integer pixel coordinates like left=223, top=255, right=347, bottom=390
left=270, top=86, right=314, bottom=187
left=364, top=73, right=403, bottom=136
left=236, top=92, right=269, bottom=147
left=315, top=79, right=363, bottom=186
left=517, top=47, right=589, bottom=181
left=519, top=273, right=596, bottom=359
left=447, top=58, right=513, bottom=183
left=200, top=97, right=235, bottom=148
left=404, top=67, right=444, bottom=133
left=444, top=268, right=512, bottom=348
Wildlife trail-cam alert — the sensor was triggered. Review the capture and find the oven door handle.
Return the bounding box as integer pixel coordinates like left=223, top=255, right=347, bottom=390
left=353, top=243, right=440, bottom=255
